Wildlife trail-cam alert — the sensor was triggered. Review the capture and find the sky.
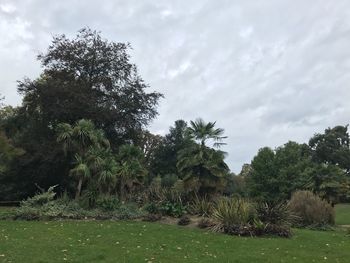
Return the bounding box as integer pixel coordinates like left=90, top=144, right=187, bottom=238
left=1, top=0, right=350, bottom=173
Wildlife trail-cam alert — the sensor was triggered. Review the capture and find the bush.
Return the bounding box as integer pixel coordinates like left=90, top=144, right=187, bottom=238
left=189, top=195, right=213, bottom=217
left=113, top=203, right=144, bottom=220
left=178, top=215, right=191, bottom=226
left=224, top=221, right=292, bottom=238
left=160, top=201, right=187, bottom=217
left=21, top=185, right=57, bottom=207
left=211, top=197, right=253, bottom=232
left=96, top=196, right=120, bottom=211
left=143, top=202, right=161, bottom=214
left=256, top=202, right=294, bottom=226
left=288, top=190, right=335, bottom=228
left=161, top=174, right=178, bottom=188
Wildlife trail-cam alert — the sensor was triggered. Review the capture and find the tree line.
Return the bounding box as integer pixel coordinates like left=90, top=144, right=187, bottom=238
left=0, top=28, right=349, bottom=205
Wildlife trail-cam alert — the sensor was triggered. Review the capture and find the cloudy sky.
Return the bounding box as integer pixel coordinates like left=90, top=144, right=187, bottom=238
left=1, top=0, right=350, bottom=172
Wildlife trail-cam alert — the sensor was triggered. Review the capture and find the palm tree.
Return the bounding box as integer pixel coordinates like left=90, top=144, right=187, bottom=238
left=116, top=144, right=147, bottom=200
left=57, top=119, right=104, bottom=156
left=69, top=154, right=91, bottom=199
left=177, top=144, right=229, bottom=195
left=97, top=157, right=118, bottom=195
left=176, top=118, right=229, bottom=195
left=56, top=119, right=111, bottom=198
left=188, top=118, right=227, bottom=148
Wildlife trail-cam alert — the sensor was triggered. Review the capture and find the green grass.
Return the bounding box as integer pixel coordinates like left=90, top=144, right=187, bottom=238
left=335, top=203, right=350, bottom=225
left=0, top=207, right=16, bottom=219
left=0, top=220, right=349, bottom=263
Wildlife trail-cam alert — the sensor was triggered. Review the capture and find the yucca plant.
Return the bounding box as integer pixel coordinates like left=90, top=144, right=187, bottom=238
left=256, top=202, right=295, bottom=226
left=189, top=194, right=213, bottom=217
left=211, top=197, right=253, bottom=232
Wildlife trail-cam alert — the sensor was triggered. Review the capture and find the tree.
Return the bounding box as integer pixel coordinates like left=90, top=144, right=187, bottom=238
left=18, top=28, right=162, bottom=146
left=56, top=119, right=110, bottom=198
left=188, top=118, right=227, bottom=148
left=138, top=130, right=163, bottom=169
left=247, top=140, right=349, bottom=203
left=150, top=120, right=192, bottom=178
left=115, top=144, right=147, bottom=200
left=177, top=119, right=229, bottom=195
left=1, top=28, right=162, bottom=200
left=309, top=125, right=350, bottom=173
left=247, top=147, right=279, bottom=202
left=177, top=144, right=229, bottom=195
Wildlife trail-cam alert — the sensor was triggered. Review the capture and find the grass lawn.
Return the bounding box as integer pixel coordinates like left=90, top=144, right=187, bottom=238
left=335, top=204, right=350, bottom=225
left=0, top=220, right=349, bottom=263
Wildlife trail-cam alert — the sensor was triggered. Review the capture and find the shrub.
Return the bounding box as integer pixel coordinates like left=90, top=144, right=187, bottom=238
left=96, top=196, right=120, bottom=211
left=160, top=201, right=187, bottom=217
left=256, top=202, right=294, bottom=226
left=113, top=203, right=144, bottom=220
left=178, top=215, right=191, bottom=226
left=288, top=190, right=335, bottom=228
left=211, top=197, right=253, bottom=232
left=189, top=195, right=213, bottom=217
left=21, top=185, right=57, bottom=207
left=161, top=174, right=178, bottom=188
left=143, top=202, right=161, bottom=214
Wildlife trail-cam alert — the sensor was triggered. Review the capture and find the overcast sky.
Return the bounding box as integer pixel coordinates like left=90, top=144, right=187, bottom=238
left=1, top=0, right=350, bottom=172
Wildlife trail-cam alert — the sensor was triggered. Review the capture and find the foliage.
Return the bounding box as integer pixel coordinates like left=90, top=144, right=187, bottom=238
left=0, top=27, right=162, bottom=200
left=21, top=185, right=57, bottom=207
left=247, top=139, right=349, bottom=204
left=114, top=203, right=144, bottom=220
left=161, top=174, right=178, bottom=188
left=177, top=144, right=229, bottom=195
left=246, top=141, right=340, bottom=203
left=211, top=197, right=253, bottom=232
left=223, top=174, right=247, bottom=197
left=256, top=202, right=295, bottom=226
left=143, top=202, right=161, bottom=214
left=188, top=118, right=227, bottom=148
left=149, top=120, right=191, bottom=178
left=160, top=201, right=187, bottom=217
left=96, top=196, right=120, bottom=211
left=189, top=195, right=213, bottom=216
left=115, top=144, right=147, bottom=200
left=309, top=125, right=350, bottom=172
left=18, top=28, right=162, bottom=146
left=288, top=190, right=335, bottom=228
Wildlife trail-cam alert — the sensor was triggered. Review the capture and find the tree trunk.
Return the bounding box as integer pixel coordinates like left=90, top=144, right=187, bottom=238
left=119, top=180, right=124, bottom=201
left=75, top=178, right=83, bottom=200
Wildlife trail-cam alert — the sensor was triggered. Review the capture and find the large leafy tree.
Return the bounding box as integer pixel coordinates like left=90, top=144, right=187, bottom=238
left=1, top=28, right=162, bottom=199
left=248, top=140, right=349, bottom=203
left=18, top=28, right=162, bottom=145
left=150, top=120, right=192, bottom=178
left=309, top=125, right=350, bottom=173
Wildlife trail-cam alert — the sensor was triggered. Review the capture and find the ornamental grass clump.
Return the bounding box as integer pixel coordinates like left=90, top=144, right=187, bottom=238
left=211, top=197, right=252, bottom=233
left=288, top=190, right=335, bottom=229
